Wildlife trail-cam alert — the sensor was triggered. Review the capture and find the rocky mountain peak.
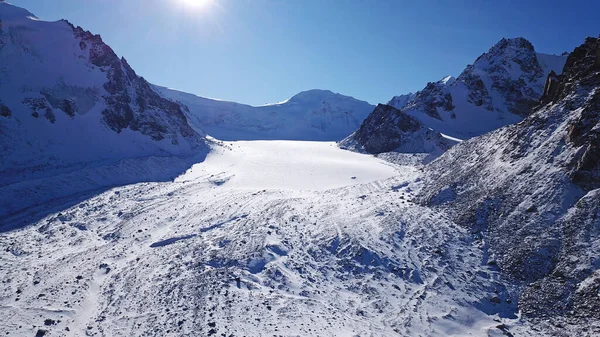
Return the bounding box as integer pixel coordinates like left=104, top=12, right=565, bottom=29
left=387, top=92, right=416, bottom=110
left=386, top=37, right=567, bottom=139
left=0, top=2, right=207, bottom=193
left=469, top=37, right=539, bottom=78
left=457, top=37, right=545, bottom=115
left=339, top=104, right=452, bottom=155
left=57, top=19, right=200, bottom=144
left=485, top=37, right=535, bottom=56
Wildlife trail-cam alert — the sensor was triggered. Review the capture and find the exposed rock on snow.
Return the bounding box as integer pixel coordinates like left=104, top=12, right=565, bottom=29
left=339, top=104, right=452, bottom=156
left=387, top=92, right=416, bottom=110
left=418, top=36, right=600, bottom=333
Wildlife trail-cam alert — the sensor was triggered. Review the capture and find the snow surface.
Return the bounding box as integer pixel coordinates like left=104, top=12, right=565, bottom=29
left=176, top=141, right=398, bottom=190
left=0, top=140, right=543, bottom=337
left=0, top=3, right=587, bottom=336
left=536, top=52, right=568, bottom=75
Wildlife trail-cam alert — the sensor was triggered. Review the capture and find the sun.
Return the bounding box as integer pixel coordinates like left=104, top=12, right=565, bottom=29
left=180, top=0, right=212, bottom=9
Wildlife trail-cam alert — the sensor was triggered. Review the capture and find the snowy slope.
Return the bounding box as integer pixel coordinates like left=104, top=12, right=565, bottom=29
left=0, top=2, right=208, bottom=217
left=153, top=85, right=375, bottom=141
left=1, top=140, right=541, bottom=337
left=388, top=38, right=568, bottom=139
left=418, top=36, right=600, bottom=334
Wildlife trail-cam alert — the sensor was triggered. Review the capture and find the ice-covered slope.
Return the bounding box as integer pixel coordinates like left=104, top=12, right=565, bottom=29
left=0, top=2, right=207, bottom=217
left=339, top=104, right=452, bottom=157
left=153, top=85, right=375, bottom=141
left=388, top=38, right=567, bottom=139
left=418, top=36, right=600, bottom=334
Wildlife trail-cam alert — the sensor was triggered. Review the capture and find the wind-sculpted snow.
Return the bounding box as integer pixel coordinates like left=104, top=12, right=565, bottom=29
left=1, top=140, right=540, bottom=337
left=418, top=36, right=600, bottom=335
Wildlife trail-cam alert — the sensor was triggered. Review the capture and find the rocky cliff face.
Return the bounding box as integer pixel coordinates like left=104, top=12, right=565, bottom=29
left=0, top=2, right=207, bottom=218
left=418, top=36, right=600, bottom=333
left=389, top=38, right=567, bottom=139
left=0, top=2, right=205, bottom=182
left=69, top=23, right=198, bottom=143
left=339, top=104, right=452, bottom=155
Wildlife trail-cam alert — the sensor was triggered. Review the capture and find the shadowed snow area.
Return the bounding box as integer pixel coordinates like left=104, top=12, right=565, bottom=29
left=176, top=141, right=399, bottom=190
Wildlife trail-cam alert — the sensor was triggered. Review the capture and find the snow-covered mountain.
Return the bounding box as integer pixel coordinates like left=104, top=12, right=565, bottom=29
left=0, top=2, right=208, bottom=217
left=2, top=2, right=599, bottom=337
left=153, top=85, right=375, bottom=141
left=388, top=38, right=567, bottom=139
left=387, top=92, right=416, bottom=110
left=339, top=104, right=452, bottom=157
left=418, top=36, right=600, bottom=334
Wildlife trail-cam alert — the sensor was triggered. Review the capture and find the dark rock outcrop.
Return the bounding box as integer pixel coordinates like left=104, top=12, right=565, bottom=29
left=0, top=103, right=11, bottom=117
left=407, top=81, right=454, bottom=120
left=458, top=38, right=545, bottom=117
left=65, top=21, right=199, bottom=144
left=339, top=104, right=452, bottom=154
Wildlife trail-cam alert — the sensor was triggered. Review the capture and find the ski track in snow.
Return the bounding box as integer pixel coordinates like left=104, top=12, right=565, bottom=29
left=1, top=141, right=529, bottom=336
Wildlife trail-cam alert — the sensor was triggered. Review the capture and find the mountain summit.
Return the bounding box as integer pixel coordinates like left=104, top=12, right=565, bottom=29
left=339, top=104, right=452, bottom=156
left=153, top=86, right=374, bottom=141
left=0, top=2, right=207, bottom=217
left=388, top=37, right=567, bottom=138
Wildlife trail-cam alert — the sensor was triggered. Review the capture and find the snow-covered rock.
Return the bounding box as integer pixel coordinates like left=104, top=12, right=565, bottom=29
left=0, top=2, right=208, bottom=217
left=387, top=92, right=416, bottom=110
left=153, top=86, right=375, bottom=141
left=418, top=36, right=600, bottom=333
left=339, top=104, right=452, bottom=157
left=389, top=38, right=567, bottom=139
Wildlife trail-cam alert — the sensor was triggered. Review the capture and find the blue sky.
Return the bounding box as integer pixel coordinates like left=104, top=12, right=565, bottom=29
left=11, top=0, right=599, bottom=105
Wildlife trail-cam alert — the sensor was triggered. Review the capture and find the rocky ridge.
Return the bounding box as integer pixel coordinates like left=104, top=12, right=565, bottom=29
left=339, top=104, right=452, bottom=156
left=417, top=36, right=600, bottom=334
left=388, top=38, right=567, bottom=138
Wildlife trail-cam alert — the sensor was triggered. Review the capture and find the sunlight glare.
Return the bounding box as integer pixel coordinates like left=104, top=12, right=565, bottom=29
left=180, top=0, right=212, bottom=10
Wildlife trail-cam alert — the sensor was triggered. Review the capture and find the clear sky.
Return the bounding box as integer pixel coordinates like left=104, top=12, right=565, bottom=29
left=10, top=0, right=600, bottom=105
